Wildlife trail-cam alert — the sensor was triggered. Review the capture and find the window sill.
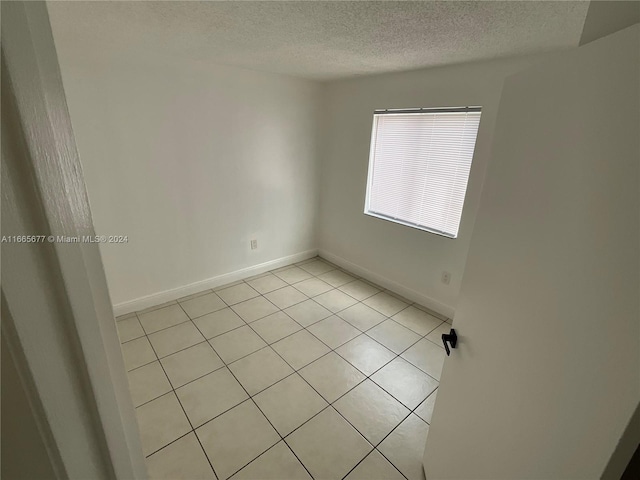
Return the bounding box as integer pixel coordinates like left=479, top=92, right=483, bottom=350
left=363, top=211, right=457, bottom=239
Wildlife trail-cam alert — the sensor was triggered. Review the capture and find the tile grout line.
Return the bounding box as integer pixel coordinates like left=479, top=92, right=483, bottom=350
left=137, top=274, right=438, bottom=407
left=119, top=255, right=449, bottom=323
left=212, top=314, right=316, bottom=479
left=124, top=263, right=384, bottom=344
left=217, top=293, right=321, bottom=479
left=175, top=297, right=315, bottom=480
left=133, top=303, right=235, bottom=477
left=125, top=261, right=339, bottom=461
left=171, top=301, right=223, bottom=480
left=128, top=258, right=442, bottom=478
left=232, top=294, right=427, bottom=479
left=130, top=277, right=439, bottom=405
left=130, top=317, right=211, bottom=473
left=223, top=283, right=384, bottom=479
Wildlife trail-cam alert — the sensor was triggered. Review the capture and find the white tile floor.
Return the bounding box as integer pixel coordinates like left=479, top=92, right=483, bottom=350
left=116, top=257, right=449, bottom=480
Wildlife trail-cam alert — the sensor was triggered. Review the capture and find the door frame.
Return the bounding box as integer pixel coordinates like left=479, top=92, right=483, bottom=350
left=2, top=2, right=146, bottom=478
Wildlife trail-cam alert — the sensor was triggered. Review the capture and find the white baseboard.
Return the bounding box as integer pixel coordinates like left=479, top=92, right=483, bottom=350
left=113, top=249, right=318, bottom=316
left=318, top=249, right=454, bottom=321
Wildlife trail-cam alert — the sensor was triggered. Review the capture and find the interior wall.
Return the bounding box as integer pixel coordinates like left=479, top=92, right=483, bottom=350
left=51, top=46, right=322, bottom=308
left=580, top=0, right=640, bottom=45
left=317, top=53, right=557, bottom=316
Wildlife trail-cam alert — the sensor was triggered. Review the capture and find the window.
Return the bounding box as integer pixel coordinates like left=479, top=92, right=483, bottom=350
left=364, top=107, right=482, bottom=238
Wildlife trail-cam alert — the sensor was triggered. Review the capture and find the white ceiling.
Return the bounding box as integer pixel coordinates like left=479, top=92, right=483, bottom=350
left=47, top=1, right=590, bottom=81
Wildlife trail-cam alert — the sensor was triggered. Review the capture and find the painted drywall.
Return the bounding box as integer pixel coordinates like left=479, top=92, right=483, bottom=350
left=51, top=44, right=321, bottom=307
left=318, top=53, right=555, bottom=316
left=424, top=24, right=639, bottom=478
left=580, top=0, right=640, bottom=45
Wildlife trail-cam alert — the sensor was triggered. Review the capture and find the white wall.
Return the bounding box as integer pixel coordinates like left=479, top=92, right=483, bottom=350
left=53, top=28, right=556, bottom=318
left=52, top=47, right=321, bottom=309
left=318, top=54, right=556, bottom=317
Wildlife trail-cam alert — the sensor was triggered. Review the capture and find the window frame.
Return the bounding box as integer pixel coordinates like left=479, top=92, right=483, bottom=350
left=363, top=106, right=482, bottom=239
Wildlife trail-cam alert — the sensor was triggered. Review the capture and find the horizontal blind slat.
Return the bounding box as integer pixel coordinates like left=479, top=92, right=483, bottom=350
left=367, top=110, right=481, bottom=237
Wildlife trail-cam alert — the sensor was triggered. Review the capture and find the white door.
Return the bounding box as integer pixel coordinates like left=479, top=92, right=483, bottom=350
left=424, top=25, right=639, bottom=479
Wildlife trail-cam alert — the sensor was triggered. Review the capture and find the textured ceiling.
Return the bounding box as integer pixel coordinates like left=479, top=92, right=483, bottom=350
left=47, top=1, right=590, bottom=81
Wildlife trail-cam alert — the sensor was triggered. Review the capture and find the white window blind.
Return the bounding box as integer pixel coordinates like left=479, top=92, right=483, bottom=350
left=365, top=107, right=482, bottom=238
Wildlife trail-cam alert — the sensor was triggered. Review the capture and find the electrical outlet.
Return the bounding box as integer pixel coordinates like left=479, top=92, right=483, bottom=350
left=250, top=239, right=258, bottom=250
left=441, top=271, right=451, bottom=285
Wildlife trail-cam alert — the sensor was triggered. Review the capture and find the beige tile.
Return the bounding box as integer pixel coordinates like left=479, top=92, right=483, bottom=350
left=293, top=277, right=333, bottom=297
left=378, top=414, right=429, bottom=480
left=136, top=392, right=191, bottom=456
left=307, top=315, right=360, bottom=349
left=139, top=304, right=190, bottom=334
left=148, top=322, right=205, bottom=358
left=180, top=292, right=227, bottom=319
left=232, top=296, right=279, bottom=323
left=392, top=306, right=441, bottom=336
left=338, top=280, right=381, bottom=301
left=216, top=283, right=260, bottom=305
left=401, top=338, right=446, bottom=380
left=298, top=260, right=335, bottom=276
left=264, top=286, right=308, bottom=310
left=363, top=292, right=409, bottom=317
left=272, top=330, right=331, bottom=370
left=338, top=303, right=387, bottom=332
left=197, top=400, right=279, bottom=480
left=146, top=432, right=215, bottom=479
left=209, top=326, right=267, bottom=364
left=415, top=389, right=438, bottom=424
left=229, top=347, right=293, bottom=395
left=273, top=266, right=312, bottom=284
left=336, top=335, right=396, bottom=376
left=251, top=311, right=302, bottom=344
left=313, top=289, right=358, bottom=313
left=193, top=307, right=245, bottom=339
left=371, top=358, right=438, bottom=410
left=177, top=290, right=212, bottom=302
left=367, top=320, right=421, bottom=354
left=318, top=269, right=357, bottom=288
left=176, top=368, right=248, bottom=427
left=425, top=322, right=449, bottom=347
left=345, top=450, right=405, bottom=480
left=286, top=407, right=372, bottom=480
left=284, top=299, right=332, bottom=327
left=231, top=441, right=311, bottom=480
left=334, top=380, right=410, bottom=445
left=161, top=342, right=224, bottom=388
left=253, top=374, right=327, bottom=436
left=246, top=274, right=288, bottom=294
left=294, top=256, right=319, bottom=266
left=127, top=361, right=172, bottom=407
left=122, top=336, right=156, bottom=371
left=117, top=316, right=145, bottom=342
left=299, top=352, right=365, bottom=403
